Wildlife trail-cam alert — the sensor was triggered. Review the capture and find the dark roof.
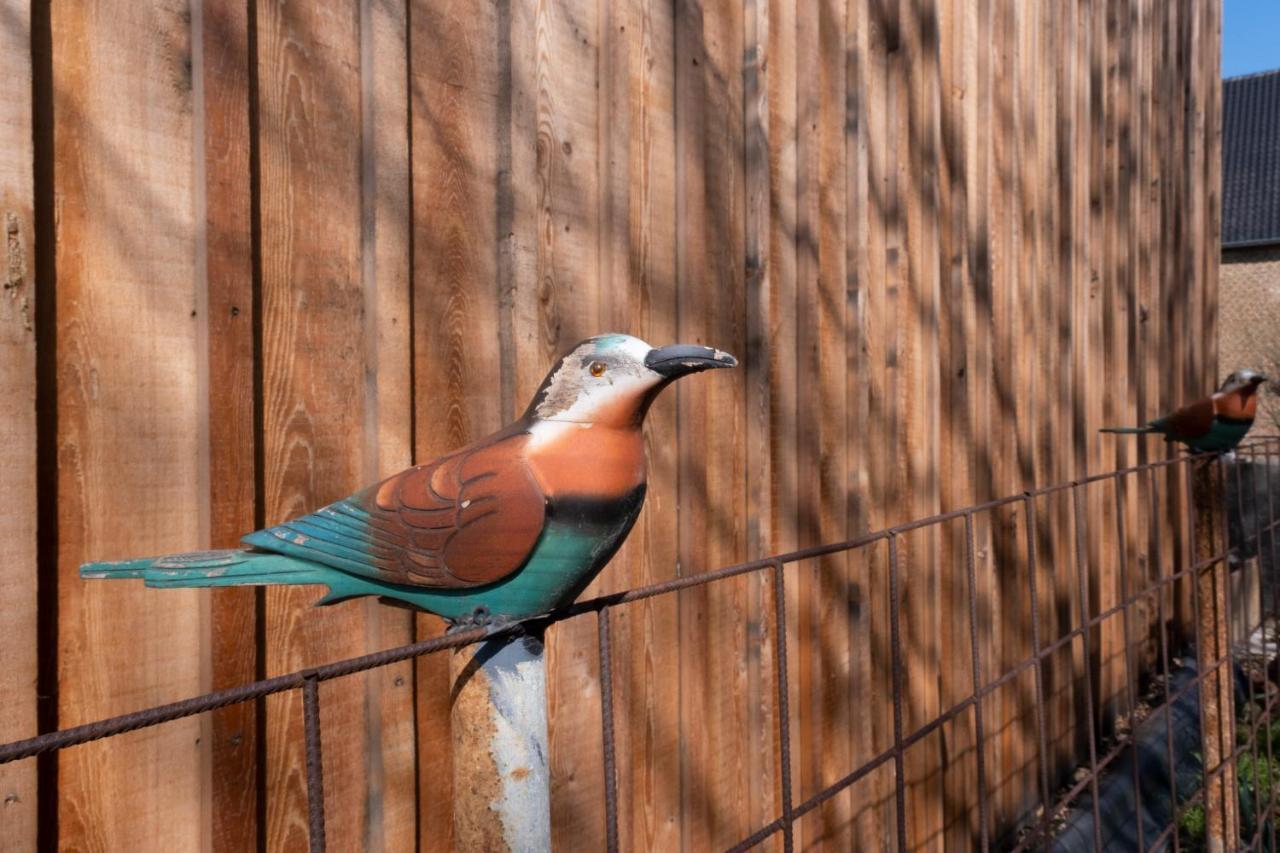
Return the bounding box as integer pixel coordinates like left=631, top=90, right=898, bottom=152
left=1223, top=69, right=1280, bottom=248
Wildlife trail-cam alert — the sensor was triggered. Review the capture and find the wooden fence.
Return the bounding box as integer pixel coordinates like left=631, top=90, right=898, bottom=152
left=0, top=0, right=1220, bottom=850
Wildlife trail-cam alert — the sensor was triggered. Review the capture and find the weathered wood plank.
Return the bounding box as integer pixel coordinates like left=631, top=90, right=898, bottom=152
left=901, top=0, right=946, bottom=844
left=816, top=0, right=852, bottom=844
left=199, top=0, right=259, bottom=847
left=254, top=4, right=372, bottom=850
left=766, top=1, right=802, bottom=846
left=409, top=0, right=506, bottom=847
left=0, top=0, right=37, bottom=845
left=52, top=2, right=209, bottom=850
left=793, top=0, right=821, bottom=841
left=937, top=0, right=981, bottom=843
left=699, top=1, right=751, bottom=846
left=614, top=0, right=683, bottom=849
left=743, top=0, right=781, bottom=837
left=360, top=0, right=416, bottom=848
left=844, top=1, right=888, bottom=847
left=505, top=0, right=611, bottom=846
left=675, top=2, right=711, bottom=847
left=862, top=0, right=899, bottom=840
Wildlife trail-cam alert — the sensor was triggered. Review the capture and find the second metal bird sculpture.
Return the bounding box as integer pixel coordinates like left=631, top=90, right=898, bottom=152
left=1099, top=369, right=1267, bottom=453
left=81, top=334, right=737, bottom=624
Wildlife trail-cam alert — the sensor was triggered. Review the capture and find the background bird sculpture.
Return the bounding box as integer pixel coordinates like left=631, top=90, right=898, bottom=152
left=1098, top=369, right=1267, bottom=453
left=82, top=334, right=737, bottom=625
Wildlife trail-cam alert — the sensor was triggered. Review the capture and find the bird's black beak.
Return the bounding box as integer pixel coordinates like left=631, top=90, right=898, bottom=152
left=645, top=344, right=738, bottom=378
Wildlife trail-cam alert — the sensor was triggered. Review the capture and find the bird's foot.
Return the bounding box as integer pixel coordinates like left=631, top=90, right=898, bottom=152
left=447, top=605, right=502, bottom=633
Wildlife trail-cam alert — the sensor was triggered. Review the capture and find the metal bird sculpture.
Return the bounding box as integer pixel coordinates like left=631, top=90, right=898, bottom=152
left=81, top=334, right=737, bottom=625
left=1098, top=369, right=1267, bottom=453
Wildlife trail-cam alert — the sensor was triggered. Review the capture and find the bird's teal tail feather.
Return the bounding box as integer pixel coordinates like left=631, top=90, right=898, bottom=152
left=81, top=549, right=330, bottom=593
left=1098, top=426, right=1153, bottom=434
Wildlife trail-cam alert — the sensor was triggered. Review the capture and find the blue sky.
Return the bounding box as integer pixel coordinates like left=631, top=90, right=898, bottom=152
left=1223, top=0, right=1280, bottom=78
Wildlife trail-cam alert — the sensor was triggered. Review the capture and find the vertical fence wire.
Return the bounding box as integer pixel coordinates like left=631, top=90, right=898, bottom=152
left=887, top=535, right=908, bottom=851
left=598, top=607, right=619, bottom=853
left=1150, top=460, right=1183, bottom=853
left=1021, top=495, right=1055, bottom=846
left=1114, top=476, right=1146, bottom=852
left=1071, top=484, right=1105, bottom=851
left=302, top=674, right=326, bottom=853
left=963, top=511, right=991, bottom=852
left=772, top=560, right=795, bottom=853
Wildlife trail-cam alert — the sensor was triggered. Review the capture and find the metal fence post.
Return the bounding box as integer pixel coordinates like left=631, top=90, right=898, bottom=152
left=450, top=630, right=551, bottom=852
left=1192, top=457, right=1239, bottom=852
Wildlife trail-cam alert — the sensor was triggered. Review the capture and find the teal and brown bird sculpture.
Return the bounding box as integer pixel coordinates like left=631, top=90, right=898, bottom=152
left=81, top=335, right=737, bottom=624
left=1098, top=369, right=1266, bottom=453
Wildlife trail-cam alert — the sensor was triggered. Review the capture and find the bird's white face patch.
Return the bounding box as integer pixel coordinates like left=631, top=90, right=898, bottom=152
left=528, top=334, right=663, bottom=424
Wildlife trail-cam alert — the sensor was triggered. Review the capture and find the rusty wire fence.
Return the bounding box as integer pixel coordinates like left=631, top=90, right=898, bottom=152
left=4, top=437, right=1280, bottom=852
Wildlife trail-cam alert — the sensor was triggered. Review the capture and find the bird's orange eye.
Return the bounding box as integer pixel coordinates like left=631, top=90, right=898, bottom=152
left=589, top=361, right=607, bottom=377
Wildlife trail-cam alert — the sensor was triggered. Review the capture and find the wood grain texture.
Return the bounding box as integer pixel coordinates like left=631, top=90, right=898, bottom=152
left=254, top=3, right=372, bottom=850
left=409, top=0, right=505, bottom=848
left=523, top=0, right=610, bottom=844
left=360, top=0, right=416, bottom=848
left=198, top=0, right=258, bottom=847
left=0, top=0, right=37, bottom=845
left=16, top=0, right=1225, bottom=848
left=52, top=2, right=209, bottom=850
left=616, top=1, right=683, bottom=848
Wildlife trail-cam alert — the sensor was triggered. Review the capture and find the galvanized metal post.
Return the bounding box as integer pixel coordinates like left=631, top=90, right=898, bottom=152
left=1192, top=458, right=1239, bottom=852
left=450, top=630, right=551, bottom=852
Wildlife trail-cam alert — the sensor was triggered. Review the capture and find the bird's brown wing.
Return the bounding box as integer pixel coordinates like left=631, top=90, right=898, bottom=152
left=369, top=437, right=547, bottom=586
left=242, top=432, right=547, bottom=589
left=1153, top=397, right=1215, bottom=440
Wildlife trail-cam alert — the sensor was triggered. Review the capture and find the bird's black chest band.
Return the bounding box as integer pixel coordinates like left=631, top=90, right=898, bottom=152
left=546, top=484, right=647, bottom=529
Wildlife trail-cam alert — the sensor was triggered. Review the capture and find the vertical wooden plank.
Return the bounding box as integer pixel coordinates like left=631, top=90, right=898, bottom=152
left=937, top=0, right=983, bottom=843
left=360, top=0, right=416, bottom=848
left=902, top=0, right=945, bottom=844
left=793, top=0, right=821, bottom=842
left=744, top=0, right=780, bottom=837
left=670, top=1, right=732, bottom=845
left=816, top=0, right=852, bottom=847
left=863, top=0, right=899, bottom=839
left=675, top=3, right=708, bottom=847
left=1070, top=0, right=1098, bottom=791
left=1049, top=0, right=1082, bottom=793
left=766, top=1, right=802, bottom=844
left=1097, top=0, right=1125, bottom=725
left=507, top=0, right=610, bottom=846
left=1084, top=0, right=1109, bottom=763
left=0, top=0, right=37, bottom=845
left=596, top=0, right=636, bottom=847
left=1200, top=0, right=1220, bottom=393
left=409, top=0, right=506, bottom=847
left=987, top=0, right=1023, bottom=827
left=255, top=4, right=371, bottom=851
left=611, top=0, right=683, bottom=848
left=844, top=1, right=891, bottom=846
left=199, top=0, right=259, bottom=848
left=702, top=3, right=750, bottom=846
left=793, top=0, right=824, bottom=840
left=52, top=2, right=210, bottom=850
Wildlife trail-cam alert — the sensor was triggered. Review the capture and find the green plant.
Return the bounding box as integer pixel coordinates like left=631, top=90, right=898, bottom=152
left=1179, top=802, right=1207, bottom=852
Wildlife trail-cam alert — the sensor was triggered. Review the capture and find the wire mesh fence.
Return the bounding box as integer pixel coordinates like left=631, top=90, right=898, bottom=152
left=4, top=437, right=1280, bottom=852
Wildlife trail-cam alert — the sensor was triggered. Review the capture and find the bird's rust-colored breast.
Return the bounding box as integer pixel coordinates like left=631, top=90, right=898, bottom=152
left=1215, top=388, right=1259, bottom=421
left=523, top=422, right=648, bottom=500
